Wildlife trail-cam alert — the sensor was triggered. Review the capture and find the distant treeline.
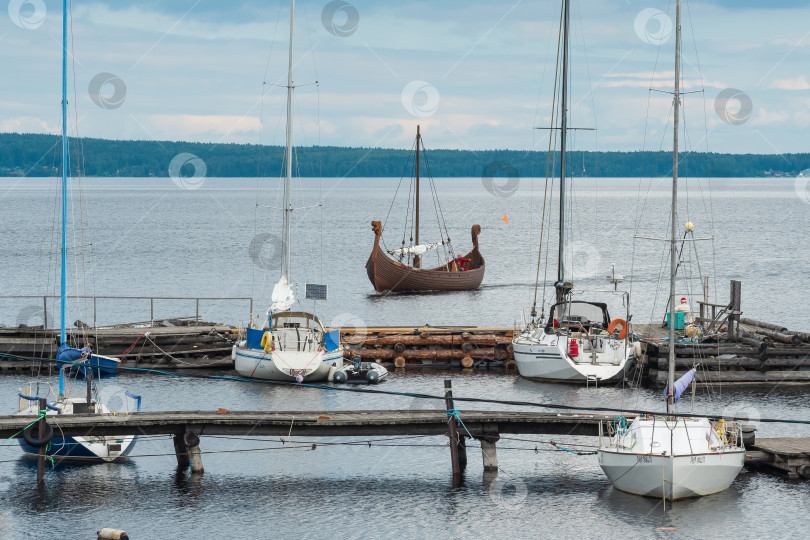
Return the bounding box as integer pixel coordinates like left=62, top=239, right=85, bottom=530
left=1, top=132, right=808, bottom=178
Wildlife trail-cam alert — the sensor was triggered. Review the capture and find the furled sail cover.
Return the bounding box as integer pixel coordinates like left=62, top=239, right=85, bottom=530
left=270, top=276, right=295, bottom=313
left=387, top=242, right=443, bottom=256
left=661, top=368, right=696, bottom=402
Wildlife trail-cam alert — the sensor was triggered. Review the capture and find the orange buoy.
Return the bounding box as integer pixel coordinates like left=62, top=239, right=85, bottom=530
left=607, top=318, right=628, bottom=339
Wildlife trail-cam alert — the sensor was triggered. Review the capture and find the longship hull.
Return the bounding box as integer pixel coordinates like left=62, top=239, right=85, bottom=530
left=366, top=222, right=485, bottom=292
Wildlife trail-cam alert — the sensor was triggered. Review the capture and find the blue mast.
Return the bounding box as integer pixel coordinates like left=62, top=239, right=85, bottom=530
left=59, top=0, right=67, bottom=396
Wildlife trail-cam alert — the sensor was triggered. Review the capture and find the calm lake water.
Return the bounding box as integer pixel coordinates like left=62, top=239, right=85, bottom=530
left=1, top=177, right=809, bottom=538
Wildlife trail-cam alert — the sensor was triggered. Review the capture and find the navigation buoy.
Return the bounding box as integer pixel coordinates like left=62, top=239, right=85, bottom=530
left=502, top=215, right=509, bottom=223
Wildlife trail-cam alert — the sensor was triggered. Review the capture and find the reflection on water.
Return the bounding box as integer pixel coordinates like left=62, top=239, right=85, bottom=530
left=1, top=369, right=809, bottom=538
left=1, top=177, right=809, bottom=537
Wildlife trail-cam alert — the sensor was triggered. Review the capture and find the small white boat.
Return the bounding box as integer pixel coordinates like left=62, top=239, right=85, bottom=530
left=16, top=380, right=139, bottom=463
left=598, top=413, right=744, bottom=500
left=332, top=356, right=388, bottom=384
left=235, top=311, right=343, bottom=383
left=513, top=299, right=634, bottom=384
left=13, top=0, right=141, bottom=464
left=597, top=0, right=744, bottom=500
left=231, top=0, right=344, bottom=383
left=511, top=0, right=634, bottom=384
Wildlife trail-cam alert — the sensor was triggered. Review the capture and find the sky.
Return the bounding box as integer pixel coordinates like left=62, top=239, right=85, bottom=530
left=1, top=0, right=809, bottom=153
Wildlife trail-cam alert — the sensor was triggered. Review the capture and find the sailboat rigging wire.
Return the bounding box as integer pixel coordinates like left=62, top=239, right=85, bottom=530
left=11, top=355, right=810, bottom=426
left=420, top=144, right=453, bottom=264
left=532, top=2, right=565, bottom=317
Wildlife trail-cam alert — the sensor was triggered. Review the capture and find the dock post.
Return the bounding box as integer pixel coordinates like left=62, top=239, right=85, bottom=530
left=36, top=398, right=46, bottom=487
left=458, top=435, right=468, bottom=469
left=729, top=280, right=742, bottom=340
left=479, top=426, right=500, bottom=471
left=173, top=431, right=203, bottom=474
left=444, top=380, right=462, bottom=476
left=173, top=434, right=190, bottom=469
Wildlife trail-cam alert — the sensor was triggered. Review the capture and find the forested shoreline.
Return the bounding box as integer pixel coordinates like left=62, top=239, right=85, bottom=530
left=1, top=132, right=807, bottom=178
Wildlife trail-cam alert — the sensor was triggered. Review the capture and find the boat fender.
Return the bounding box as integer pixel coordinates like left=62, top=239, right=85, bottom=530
left=633, top=342, right=643, bottom=358
left=22, top=422, right=53, bottom=448
left=327, top=363, right=338, bottom=382
left=393, top=342, right=406, bottom=353
left=231, top=344, right=237, bottom=361
left=97, top=529, right=129, bottom=540
left=333, top=370, right=348, bottom=384
left=260, top=331, right=273, bottom=353
left=366, top=370, right=380, bottom=384
left=607, top=318, right=628, bottom=340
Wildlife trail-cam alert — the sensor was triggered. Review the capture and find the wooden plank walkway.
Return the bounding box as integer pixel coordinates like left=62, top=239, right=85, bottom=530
left=0, top=410, right=606, bottom=439
left=2, top=409, right=809, bottom=482
left=748, top=437, right=810, bottom=479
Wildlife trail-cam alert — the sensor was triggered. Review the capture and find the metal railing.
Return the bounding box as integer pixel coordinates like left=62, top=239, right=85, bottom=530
left=1, top=295, right=253, bottom=329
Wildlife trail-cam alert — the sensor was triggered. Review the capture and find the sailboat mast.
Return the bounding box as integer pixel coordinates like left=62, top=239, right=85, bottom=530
left=556, top=0, right=570, bottom=302
left=414, top=125, right=421, bottom=269
left=282, top=0, right=295, bottom=281
left=60, top=0, right=67, bottom=346
left=667, top=0, right=681, bottom=415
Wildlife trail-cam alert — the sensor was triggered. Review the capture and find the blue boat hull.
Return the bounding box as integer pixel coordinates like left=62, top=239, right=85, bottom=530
left=57, top=354, right=118, bottom=377
left=18, top=436, right=137, bottom=461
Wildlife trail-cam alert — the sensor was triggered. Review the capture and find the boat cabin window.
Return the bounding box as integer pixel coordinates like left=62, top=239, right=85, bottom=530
left=545, top=301, right=610, bottom=332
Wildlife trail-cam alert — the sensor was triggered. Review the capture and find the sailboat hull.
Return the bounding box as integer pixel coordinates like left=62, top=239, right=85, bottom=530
left=18, top=435, right=137, bottom=463
left=15, top=399, right=137, bottom=463
left=234, top=347, right=343, bottom=382
left=598, top=450, right=745, bottom=500
left=598, top=416, right=745, bottom=500
left=513, top=332, right=632, bottom=383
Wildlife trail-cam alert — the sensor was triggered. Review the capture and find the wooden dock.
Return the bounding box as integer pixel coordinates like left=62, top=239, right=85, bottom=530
left=636, top=320, right=810, bottom=388
left=746, top=438, right=810, bottom=479
left=2, top=408, right=808, bottom=482
left=0, top=324, right=237, bottom=373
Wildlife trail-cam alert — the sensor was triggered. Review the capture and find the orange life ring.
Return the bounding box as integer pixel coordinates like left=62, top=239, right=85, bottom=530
left=607, top=318, right=628, bottom=340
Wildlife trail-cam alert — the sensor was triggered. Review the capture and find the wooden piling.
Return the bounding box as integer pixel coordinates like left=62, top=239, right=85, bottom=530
left=173, top=430, right=203, bottom=474
left=444, top=380, right=462, bottom=476
left=173, top=434, right=190, bottom=470
left=479, top=426, right=500, bottom=471
left=36, top=397, right=46, bottom=487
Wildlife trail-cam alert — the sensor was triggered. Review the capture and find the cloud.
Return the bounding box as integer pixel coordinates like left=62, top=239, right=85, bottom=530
left=0, top=117, right=56, bottom=133
left=144, top=114, right=262, bottom=142
left=771, top=76, right=810, bottom=90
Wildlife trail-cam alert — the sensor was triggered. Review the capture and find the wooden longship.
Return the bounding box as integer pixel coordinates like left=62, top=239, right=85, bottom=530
left=366, top=221, right=485, bottom=292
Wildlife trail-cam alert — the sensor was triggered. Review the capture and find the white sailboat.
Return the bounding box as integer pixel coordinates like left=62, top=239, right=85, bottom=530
left=512, top=0, right=633, bottom=384
left=597, top=0, right=744, bottom=500
left=233, top=0, right=343, bottom=383
left=15, top=0, right=139, bottom=462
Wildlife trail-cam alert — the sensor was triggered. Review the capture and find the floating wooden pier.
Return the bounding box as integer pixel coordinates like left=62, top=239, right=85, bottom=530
left=0, top=324, right=237, bottom=373
left=746, top=438, right=810, bottom=480
left=636, top=319, right=810, bottom=387
left=3, top=284, right=810, bottom=387
left=2, top=406, right=808, bottom=482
